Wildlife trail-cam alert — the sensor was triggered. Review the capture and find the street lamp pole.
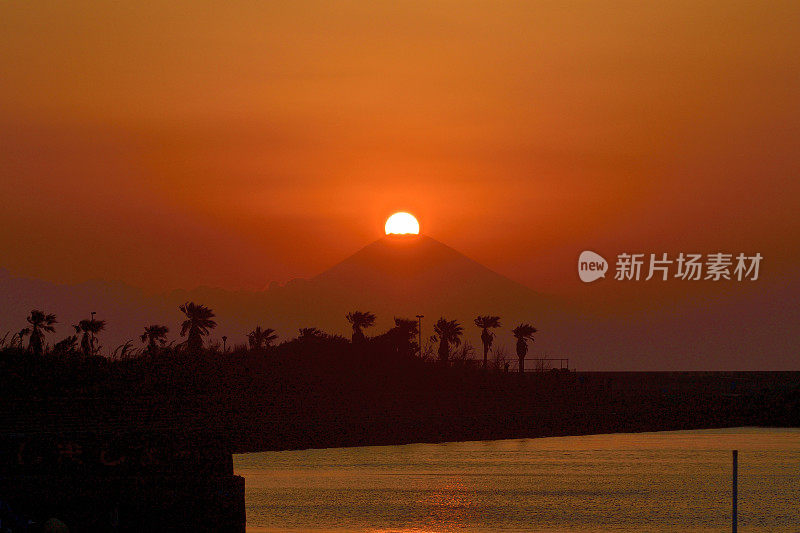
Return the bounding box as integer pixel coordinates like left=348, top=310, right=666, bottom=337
left=415, top=315, right=424, bottom=357
left=90, top=311, right=96, bottom=356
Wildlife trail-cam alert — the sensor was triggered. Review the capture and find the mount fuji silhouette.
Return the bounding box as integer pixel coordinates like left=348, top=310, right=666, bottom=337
left=312, top=234, right=554, bottom=319
left=166, top=234, right=567, bottom=354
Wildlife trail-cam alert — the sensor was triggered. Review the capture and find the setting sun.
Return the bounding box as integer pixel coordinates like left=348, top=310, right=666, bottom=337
left=385, top=212, right=420, bottom=235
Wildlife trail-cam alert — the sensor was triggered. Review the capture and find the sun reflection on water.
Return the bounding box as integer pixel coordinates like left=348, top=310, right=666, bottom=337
left=238, top=428, right=800, bottom=533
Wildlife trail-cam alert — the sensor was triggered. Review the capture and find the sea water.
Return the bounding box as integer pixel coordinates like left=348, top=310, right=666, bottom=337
left=235, top=427, right=800, bottom=532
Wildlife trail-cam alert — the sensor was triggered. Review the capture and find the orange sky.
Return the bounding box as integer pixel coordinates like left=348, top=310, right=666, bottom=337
left=1, top=1, right=798, bottom=299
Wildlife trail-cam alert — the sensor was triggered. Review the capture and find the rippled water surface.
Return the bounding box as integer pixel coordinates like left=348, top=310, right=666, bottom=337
left=234, top=427, right=800, bottom=532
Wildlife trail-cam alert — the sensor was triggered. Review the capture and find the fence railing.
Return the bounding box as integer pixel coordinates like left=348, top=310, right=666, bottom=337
left=515, top=357, right=570, bottom=372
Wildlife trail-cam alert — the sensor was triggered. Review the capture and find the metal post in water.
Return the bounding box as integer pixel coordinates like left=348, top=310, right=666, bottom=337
left=732, top=449, right=738, bottom=533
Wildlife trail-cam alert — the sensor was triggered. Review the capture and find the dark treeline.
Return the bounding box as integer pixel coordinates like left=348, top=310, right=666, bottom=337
left=1, top=304, right=799, bottom=454
left=3, top=304, right=546, bottom=373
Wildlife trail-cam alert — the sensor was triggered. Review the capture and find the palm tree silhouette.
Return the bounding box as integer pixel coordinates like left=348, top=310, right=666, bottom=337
left=474, top=315, right=501, bottom=369
left=179, top=302, right=216, bottom=353
left=74, top=317, right=106, bottom=356
left=248, top=326, right=278, bottom=350
left=345, top=311, right=376, bottom=343
left=140, top=324, right=169, bottom=355
left=512, top=323, right=537, bottom=373
left=19, top=310, right=57, bottom=356
left=433, top=318, right=463, bottom=364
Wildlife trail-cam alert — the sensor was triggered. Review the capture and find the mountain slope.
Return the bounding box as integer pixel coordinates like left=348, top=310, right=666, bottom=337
left=163, top=234, right=567, bottom=356
left=312, top=234, right=552, bottom=314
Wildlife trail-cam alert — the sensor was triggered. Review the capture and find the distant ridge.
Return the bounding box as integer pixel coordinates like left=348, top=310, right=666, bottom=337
left=316, top=234, right=533, bottom=289
left=312, top=234, right=551, bottom=311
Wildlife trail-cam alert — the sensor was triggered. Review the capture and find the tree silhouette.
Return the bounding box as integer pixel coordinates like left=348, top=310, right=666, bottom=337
left=53, top=335, right=79, bottom=355
left=433, top=318, right=463, bottom=363
left=74, top=317, right=106, bottom=356
left=345, top=311, right=376, bottom=343
left=298, top=327, right=323, bottom=339
left=248, top=326, right=278, bottom=350
left=140, top=324, right=169, bottom=355
left=512, top=323, right=538, bottom=373
left=19, top=310, right=57, bottom=356
left=389, top=317, right=419, bottom=358
left=179, top=302, right=216, bottom=353
left=474, top=315, right=501, bottom=369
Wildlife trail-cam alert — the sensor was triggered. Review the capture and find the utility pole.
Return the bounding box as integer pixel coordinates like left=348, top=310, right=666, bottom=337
left=415, top=315, right=424, bottom=357
left=732, top=450, right=738, bottom=533
left=90, top=311, right=96, bottom=356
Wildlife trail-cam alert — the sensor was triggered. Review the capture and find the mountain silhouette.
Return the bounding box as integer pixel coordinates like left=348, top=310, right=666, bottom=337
left=318, top=234, right=522, bottom=286
left=162, top=234, right=567, bottom=356
left=312, top=234, right=555, bottom=317
left=304, top=234, right=566, bottom=352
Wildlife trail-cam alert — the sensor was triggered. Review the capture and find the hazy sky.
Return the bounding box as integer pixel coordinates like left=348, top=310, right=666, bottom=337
left=2, top=1, right=798, bottom=298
